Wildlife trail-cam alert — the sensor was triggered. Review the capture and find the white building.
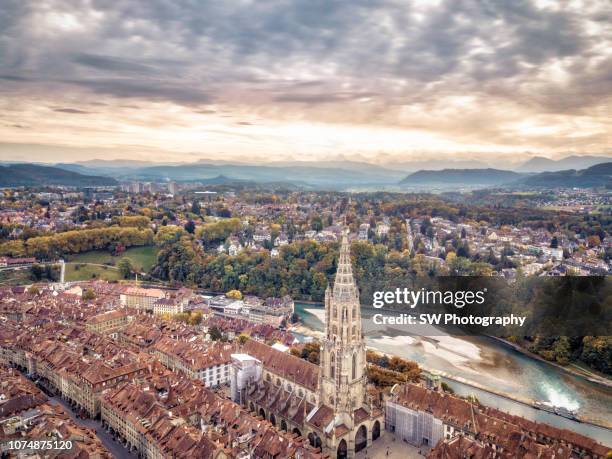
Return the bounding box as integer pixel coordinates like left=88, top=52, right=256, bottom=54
left=230, top=354, right=262, bottom=405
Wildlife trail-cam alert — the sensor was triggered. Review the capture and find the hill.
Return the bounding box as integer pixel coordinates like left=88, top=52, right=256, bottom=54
left=53, top=162, right=403, bottom=189
left=0, top=164, right=117, bottom=187
left=399, top=168, right=523, bottom=187
left=519, top=162, right=612, bottom=188
left=516, top=155, right=611, bottom=173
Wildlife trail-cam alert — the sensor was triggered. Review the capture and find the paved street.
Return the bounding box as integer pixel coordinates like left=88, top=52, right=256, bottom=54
left=47, top=396, right=136, bottom=459
left=355, top=431, right=426, bottom=459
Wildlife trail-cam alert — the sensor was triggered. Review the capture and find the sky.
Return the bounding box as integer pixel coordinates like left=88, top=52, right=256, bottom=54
left=1, top=0, right=611, bottom=166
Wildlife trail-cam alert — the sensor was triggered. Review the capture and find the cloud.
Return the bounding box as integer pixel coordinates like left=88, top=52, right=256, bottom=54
left=2, top=1, right=609, bottom=111
left=0, top=0, right=611, bottom=160
left=58, top=78, right=212, bottom=104
left=72, top=53, right=156, bottom=74
left=52, top=107, right=92, bottom=114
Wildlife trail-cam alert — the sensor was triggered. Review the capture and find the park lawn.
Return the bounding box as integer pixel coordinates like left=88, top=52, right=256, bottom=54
left=66, top=246, right=159, bottom=273
left=0, top=268, right=33, bottom=286
left=64, top=263, right=121, bottom=282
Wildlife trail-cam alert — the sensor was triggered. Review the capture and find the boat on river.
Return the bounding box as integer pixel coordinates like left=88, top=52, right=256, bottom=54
left=533, top=401, right=579, bottom=420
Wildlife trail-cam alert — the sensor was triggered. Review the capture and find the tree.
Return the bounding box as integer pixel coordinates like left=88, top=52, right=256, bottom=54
left=456, top=241, right=470, bottom=258
left=209, top=326, right=223, bottom=341
left=191, top=200, right=201, bottom=215
left=83, top=288, right=96, bottom=300
left=226, top=289, right=242, bottom=300
left=581, top=336, right=612, bottom=375
left=184, top=220, right=196, bottom=234
left=238, top=334, right=249, bottom=345
left=154, top=225, right=185, bottom=245
left=552, top=336, right=571, bottom=365
left=441, top=381, right=454, bottom=394
left=310, top=216, right=323, bottom=232
left=188, top=311, right=203, bottom=325
left=449, top=256, right=472, bottom=275
left=118, top=257, right=133, bottom=279
left=30, top=264, right=45, bottom=281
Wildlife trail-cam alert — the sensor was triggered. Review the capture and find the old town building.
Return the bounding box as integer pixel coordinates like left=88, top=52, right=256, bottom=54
left=86, top=309, right=129, bottom=335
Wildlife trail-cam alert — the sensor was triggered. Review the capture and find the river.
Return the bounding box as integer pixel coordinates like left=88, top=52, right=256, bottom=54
left=294, top=302, right=612, bottom=446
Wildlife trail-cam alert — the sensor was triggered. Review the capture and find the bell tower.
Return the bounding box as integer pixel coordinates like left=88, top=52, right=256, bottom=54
left=319, top=230, right=367, bottom=424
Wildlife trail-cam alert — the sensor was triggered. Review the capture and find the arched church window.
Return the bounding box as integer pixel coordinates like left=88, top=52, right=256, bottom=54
left=330, top=353, right=335, bottom=378
left=352, top=353, right=357, bottom=380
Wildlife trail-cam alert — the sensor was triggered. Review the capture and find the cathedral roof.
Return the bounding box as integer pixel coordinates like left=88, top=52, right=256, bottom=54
left=242, top=339, right=319, bottom=391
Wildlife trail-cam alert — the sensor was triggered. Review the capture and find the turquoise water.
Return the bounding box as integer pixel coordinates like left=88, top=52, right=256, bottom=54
left=294, top=302, right=612, bottom=446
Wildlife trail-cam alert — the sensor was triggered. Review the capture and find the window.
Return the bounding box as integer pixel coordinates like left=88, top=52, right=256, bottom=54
left=352, top=353, right=357, bottom=380
left=330, top=353, right=335, bottom=378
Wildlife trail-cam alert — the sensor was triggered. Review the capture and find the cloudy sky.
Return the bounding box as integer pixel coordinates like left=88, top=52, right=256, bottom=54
left=1, top=0, right=611, bottom=165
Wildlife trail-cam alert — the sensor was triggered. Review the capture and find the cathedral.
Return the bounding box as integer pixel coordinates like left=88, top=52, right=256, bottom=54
left=232, top=232, right=383, bottom=459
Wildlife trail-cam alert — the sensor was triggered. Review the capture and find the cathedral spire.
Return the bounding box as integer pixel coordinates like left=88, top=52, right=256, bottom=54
left=333, top=230, right=358, bottom=301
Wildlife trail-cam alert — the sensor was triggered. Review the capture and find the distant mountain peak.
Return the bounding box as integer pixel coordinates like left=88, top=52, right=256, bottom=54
left=517, top=155, right=611, bottom=173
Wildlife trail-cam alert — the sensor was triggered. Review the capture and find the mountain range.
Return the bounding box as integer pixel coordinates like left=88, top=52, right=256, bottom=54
left=54, top=161, right=406, bottom=188
left=515, top=155, right=611, bottom=173
left=399, top=168, right=523, bottom=187
left=398, top=163, right=611, bottom=189
left=519, top=162, right=612, bottom=188
left=0, top=157, right=610, bottom=190
left=0, top=164, right=117, bottom=187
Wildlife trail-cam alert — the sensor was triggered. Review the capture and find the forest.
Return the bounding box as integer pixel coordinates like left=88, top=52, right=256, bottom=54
left=0, top=226, right=153, bottom=259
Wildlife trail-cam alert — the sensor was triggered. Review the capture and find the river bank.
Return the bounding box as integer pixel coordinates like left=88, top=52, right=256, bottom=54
left=488, top=336, right=612, bottom=389
left=291, top=321, right=612, bottom=431
left=291, top=302, right=612, bottom=444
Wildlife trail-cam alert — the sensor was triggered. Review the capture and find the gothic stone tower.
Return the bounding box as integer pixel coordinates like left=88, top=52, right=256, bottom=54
left=319, top=231, right=367, bottom=418
left=304, top=231, right=382, bottom=459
